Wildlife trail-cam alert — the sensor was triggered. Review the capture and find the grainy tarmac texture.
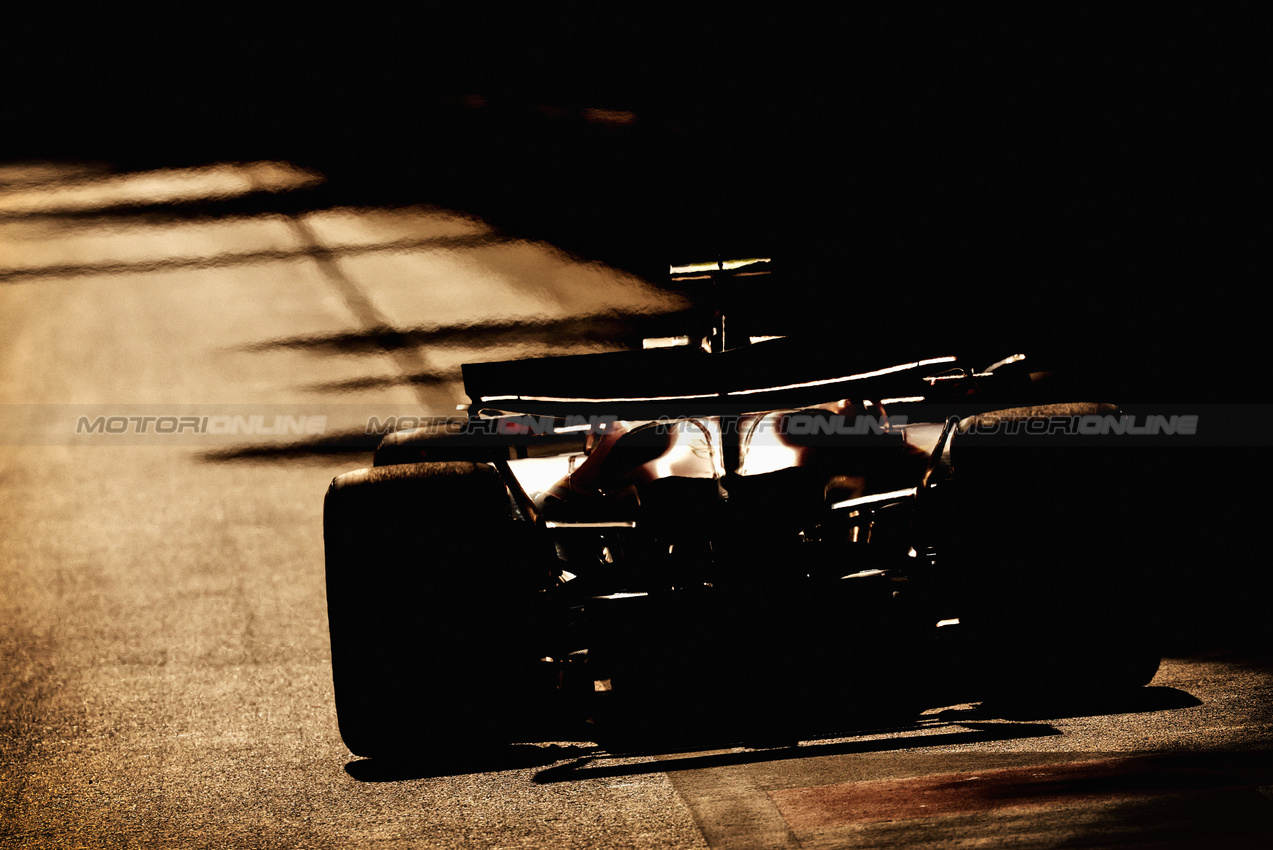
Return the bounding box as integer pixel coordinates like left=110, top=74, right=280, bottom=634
left=2, top=13, right=1268, bottom=849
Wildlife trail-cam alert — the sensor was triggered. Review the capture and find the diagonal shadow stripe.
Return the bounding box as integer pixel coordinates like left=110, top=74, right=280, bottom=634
left=244, top=310, right=705, bottom=356
left=303, top=370, right=462, bottom=394
left=199, top=430, right=382, bottom=463
left=0, top=232, right=507, bottom=283
left=0, top=180, right=434, bottom=226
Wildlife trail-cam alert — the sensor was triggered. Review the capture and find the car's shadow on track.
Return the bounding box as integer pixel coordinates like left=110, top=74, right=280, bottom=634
left=341, top=687, right=1199, bottom=783
left=956, top=685, right=1202, bottom=722
left=345, top=743, right=597, bottom=782
left=531, top=720, right=1065, bottom=785
left=343, top=723, right=1056, bottom=784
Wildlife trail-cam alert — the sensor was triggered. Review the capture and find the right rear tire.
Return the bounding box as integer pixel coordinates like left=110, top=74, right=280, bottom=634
left=938, top=404, right=1161, bottom=702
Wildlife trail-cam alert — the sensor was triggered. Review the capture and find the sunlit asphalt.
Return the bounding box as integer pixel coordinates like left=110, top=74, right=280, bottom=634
left=2, top=160, right=1271, bottom=849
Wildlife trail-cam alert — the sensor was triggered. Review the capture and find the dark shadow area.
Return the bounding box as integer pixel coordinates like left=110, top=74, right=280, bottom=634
left=0, top=175, right=331, bottom=222
left=885, top=750, right=1273, bottom=802
left=946, top=687, right=1204, bottom=723
left=768, top=749, right=1273, bottom=847
left=303, top=371, right=460, bottom=394
left=8, top=16, right=1257, bottom=359
left=199, top=431, right=378, bottom=463
left=532, top=722, right=1062, bottom=785
left=345, top=743, right=593, bottom=782
left=242, top=311, right=702, bottom=358
left=0, top=231, right=502, bottom=284
left=334, top=679, right=1215, bottom=784
left=336, top=720, right=1061, bottom=784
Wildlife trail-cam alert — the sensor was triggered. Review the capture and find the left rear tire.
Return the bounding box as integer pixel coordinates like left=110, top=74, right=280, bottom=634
left=323, top=461, right=550, bottom=759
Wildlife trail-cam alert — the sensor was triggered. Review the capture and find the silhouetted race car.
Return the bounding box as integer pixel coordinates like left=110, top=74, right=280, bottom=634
left=324, top=262, right=1161, bottom=760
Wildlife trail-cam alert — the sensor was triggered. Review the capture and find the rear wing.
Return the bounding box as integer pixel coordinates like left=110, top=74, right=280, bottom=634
left=461, top=338, right=961, bottom=418
left=646, top=259, right=775, bottom=352
left=668, top=258, right=773, bottom=285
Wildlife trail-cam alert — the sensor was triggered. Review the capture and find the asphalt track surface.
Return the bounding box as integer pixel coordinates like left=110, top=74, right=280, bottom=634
left=1, top=157, right=1271, bottom=849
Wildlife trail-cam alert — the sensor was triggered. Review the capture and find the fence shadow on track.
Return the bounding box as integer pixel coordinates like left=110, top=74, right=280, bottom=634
left=241, top=311, right=701, bottom=358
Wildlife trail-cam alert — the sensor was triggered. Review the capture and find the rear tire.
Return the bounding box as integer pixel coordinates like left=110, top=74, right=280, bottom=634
left=323, top=462, right=550, bottom=759
left=938, top=404, right=1161, bottom=702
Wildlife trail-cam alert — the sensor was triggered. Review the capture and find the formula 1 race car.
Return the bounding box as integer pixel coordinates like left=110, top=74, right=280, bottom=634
left=324, top=261, right=1161, bottom=760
